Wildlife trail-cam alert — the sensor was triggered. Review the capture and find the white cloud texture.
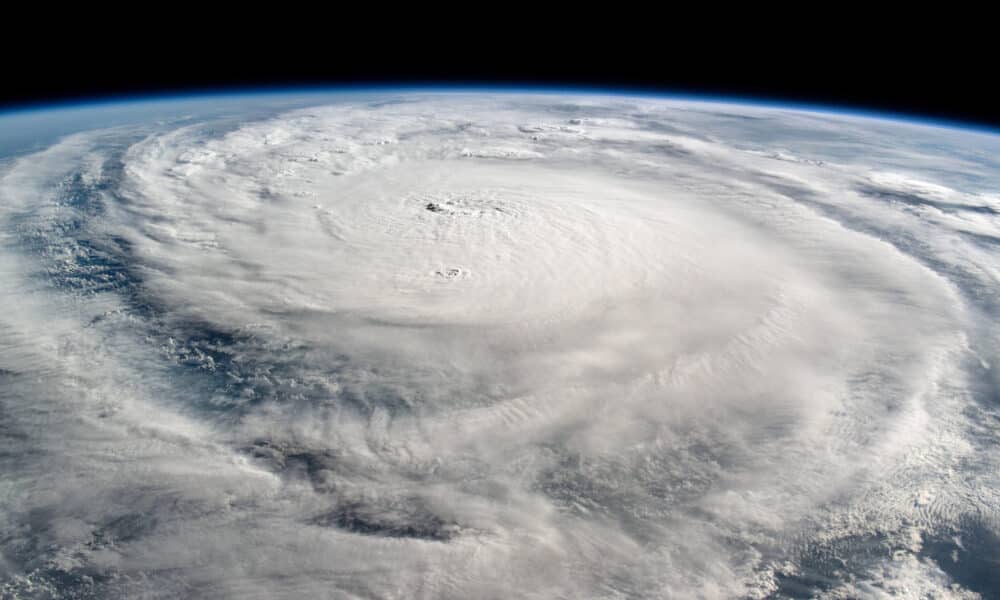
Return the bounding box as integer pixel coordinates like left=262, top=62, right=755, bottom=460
left=1, top=94, right=999, bottom=598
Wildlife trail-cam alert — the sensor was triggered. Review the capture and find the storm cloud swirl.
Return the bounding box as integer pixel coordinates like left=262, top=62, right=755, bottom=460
left=1, top=94, right=999, bottom=599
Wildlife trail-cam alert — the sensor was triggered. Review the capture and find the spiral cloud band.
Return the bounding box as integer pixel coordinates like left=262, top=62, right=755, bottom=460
left=1, top=93, right=999, bottom=598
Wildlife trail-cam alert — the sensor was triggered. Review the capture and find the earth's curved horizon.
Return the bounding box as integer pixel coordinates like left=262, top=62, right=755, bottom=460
left=1, top=90, right=999, bottom=599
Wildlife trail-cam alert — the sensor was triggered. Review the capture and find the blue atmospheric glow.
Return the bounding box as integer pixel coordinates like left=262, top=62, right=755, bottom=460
left=0, top=83, right=997, bottom=138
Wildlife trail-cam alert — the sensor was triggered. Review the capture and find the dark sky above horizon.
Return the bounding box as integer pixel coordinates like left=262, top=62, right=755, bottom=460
left=3, top=23, right=995, bottom=131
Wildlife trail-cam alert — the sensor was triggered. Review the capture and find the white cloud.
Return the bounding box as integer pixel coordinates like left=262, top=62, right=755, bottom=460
left=1, top=93, right=998, bottom=598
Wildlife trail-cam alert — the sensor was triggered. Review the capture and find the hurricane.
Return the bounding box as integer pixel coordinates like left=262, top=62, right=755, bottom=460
left=1, top=91, right=999, bottom=599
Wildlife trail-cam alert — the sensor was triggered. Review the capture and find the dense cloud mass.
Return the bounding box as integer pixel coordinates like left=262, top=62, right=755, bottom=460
left=1, top=93, right=999, bottom=599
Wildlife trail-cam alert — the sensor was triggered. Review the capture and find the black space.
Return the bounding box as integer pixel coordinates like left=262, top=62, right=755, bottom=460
left=2, top=24, right=995, bottom=130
